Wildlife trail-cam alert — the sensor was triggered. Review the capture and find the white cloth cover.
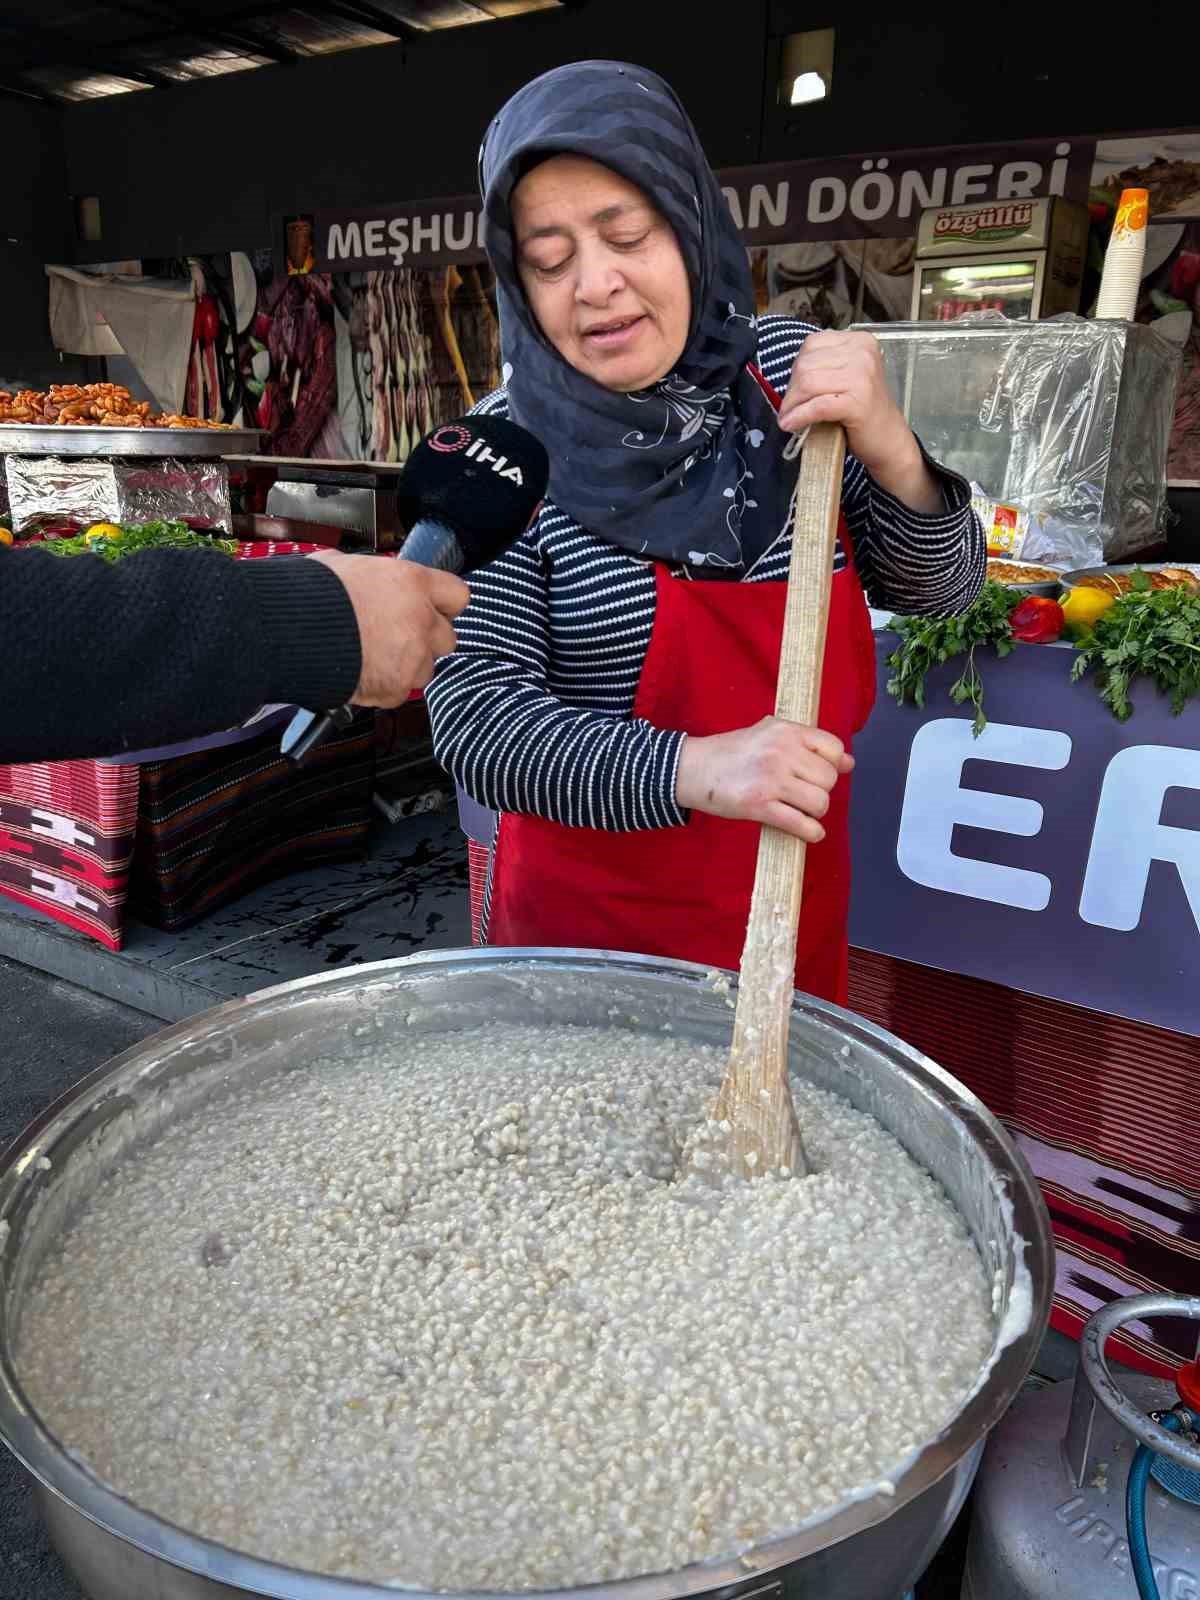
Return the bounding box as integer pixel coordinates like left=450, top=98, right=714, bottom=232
left=45, top=265, right=196, bottom=414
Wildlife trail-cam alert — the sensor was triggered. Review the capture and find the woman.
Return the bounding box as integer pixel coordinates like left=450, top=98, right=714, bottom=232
left=427, top=61, right=984, bottom=1006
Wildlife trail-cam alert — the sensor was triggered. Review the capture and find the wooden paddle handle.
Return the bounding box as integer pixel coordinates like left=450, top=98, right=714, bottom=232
left=773, top=423, right=846, bottom=728
left=742, top=425, right=844, bottom=940
left=716, top=424, right=846, bottom=1173
left=740, top=421, right=845, bottom=976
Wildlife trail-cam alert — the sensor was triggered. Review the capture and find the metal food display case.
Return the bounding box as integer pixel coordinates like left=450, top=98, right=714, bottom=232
left=225, top=453, right=409, bottom=550
left=0, top=424, right=262, bottom=459
left=866, top=315, right=1181, bottom=565
left=0, top=425, right=262, bottom=535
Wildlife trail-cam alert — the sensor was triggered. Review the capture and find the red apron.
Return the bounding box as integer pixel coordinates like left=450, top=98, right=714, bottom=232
left=487, top=379, right=877, bottom=1006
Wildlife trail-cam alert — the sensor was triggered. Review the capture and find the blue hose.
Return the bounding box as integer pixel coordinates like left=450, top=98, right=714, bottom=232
left=1126, top=1411, right=1187, bottom=1600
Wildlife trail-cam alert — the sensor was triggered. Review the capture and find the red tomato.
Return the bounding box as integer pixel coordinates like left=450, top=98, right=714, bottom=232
left=1009, top=596, right=1065, bottom=644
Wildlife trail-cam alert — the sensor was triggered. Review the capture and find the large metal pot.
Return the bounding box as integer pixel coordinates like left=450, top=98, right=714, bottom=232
left=0, top=949, right=1053, bottom=1600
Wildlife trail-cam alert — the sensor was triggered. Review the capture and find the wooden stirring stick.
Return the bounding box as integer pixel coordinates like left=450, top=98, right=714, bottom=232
left=710, top=422, right=847, bottom=1182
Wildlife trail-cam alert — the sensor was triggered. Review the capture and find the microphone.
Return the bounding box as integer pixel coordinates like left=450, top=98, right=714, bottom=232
left=281, top=414, right=549, bottom=762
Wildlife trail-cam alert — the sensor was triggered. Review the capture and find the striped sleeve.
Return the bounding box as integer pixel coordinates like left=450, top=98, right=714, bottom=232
left=426, top=533, right=686, bottom=831
left=425, top=388, right=687, bottom=831
left=755, top=316, right=986, bottom=616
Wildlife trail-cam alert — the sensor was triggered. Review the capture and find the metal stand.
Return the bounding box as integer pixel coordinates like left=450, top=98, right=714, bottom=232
left=1064, top=1293, right=1200, bottom=1488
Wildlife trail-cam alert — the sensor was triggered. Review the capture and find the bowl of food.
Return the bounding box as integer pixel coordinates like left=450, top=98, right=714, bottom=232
left=1059, top=563, right=1200, bottom=596
left=0, top=950, right=1052, bottom=1600
left=985, top=560, right=1063, bottom=598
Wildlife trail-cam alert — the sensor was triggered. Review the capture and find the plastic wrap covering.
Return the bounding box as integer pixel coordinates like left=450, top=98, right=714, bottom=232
left=3, top=455, right=232, bottom=537
left=868, top=314, right=1181, bottom=567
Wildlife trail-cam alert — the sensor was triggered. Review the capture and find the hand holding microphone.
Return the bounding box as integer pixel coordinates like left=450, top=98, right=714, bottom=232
left=282, top=414, right=549, bottom=761
left=310, top=554, right=468, bottom=706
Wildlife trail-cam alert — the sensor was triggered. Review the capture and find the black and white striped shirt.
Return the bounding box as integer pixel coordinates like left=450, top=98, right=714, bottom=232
left=426, top=316, right=984, bottom=835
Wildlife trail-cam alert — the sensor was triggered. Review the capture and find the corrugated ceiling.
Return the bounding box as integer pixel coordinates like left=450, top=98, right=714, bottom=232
left=0, top=0, right=565, bottom=104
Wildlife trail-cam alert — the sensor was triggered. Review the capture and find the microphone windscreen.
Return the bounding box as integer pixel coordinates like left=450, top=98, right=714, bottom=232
left=396, top=414, right=550, bottom=569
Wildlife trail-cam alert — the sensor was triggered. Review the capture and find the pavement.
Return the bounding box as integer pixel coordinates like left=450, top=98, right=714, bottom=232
left=0, top=953, right=988, bottom=1600
left=0, top=807, right=473, bottom=1025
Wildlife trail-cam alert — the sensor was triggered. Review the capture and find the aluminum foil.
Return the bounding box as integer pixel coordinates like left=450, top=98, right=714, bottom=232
left=3, top=455, right=232, bottom=536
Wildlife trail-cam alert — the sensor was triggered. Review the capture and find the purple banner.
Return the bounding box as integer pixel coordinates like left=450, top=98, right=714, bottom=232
left=848, top=636, right=1200, bottom=1038
left=309, top=195, right=486, bottom=274
left=289, top=136, right=1096, bottom=274
left=718, top=138, right=1093, bottom=244
left=99, top=706, right=292, bottom=768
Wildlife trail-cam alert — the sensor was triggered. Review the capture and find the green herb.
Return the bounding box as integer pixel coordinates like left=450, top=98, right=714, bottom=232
left=1070, top=585, right=1200, bottom=720
left=886, top=581, right=1020, bottom=737
left=42, top=520, right=236, bottom=563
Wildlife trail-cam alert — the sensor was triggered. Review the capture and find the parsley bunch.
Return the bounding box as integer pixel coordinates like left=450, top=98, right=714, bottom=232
left=42, top=520, right=236, bottom=563
left=1070, top=583, right=1200, bottom=720
left=886, top=581, right=1020, bottom=737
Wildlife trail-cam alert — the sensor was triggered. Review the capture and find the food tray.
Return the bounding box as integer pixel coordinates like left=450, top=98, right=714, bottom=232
left=986, top=561, right=1063, bottom=599
left=0, top=425, right=263, bottom=459
left=1059, top=562, right=1200, bottom=594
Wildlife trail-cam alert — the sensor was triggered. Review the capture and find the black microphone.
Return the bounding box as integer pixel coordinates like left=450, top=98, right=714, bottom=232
left=281, top=415, right=549, bottom=762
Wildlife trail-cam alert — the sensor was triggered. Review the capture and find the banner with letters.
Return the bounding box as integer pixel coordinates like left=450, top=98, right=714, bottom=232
left=283, top=136, right=1096, bottom=275
left=848, top=634, right=1200, bottom=1038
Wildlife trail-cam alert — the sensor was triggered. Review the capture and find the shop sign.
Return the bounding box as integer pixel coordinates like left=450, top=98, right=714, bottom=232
left=284, top=137, right=1095, bottom=274
left=849, top=636, right=1200, bottom=1039
left=283, top=197, right=487, bottom=275
left=915, top=196, right=1054, bottom=256
left=719, top=139, right=1093, bottom=244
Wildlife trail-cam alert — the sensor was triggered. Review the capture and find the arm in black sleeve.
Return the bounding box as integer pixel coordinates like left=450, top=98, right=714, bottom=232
left=0, top=546, right=362, bottom=763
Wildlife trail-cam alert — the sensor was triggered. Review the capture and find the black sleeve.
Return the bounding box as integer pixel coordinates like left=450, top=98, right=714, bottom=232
left=0, top=546, right=362, bottom=763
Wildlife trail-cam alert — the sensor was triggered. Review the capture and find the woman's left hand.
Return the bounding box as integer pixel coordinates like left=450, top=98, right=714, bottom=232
left=777, top=329, right=942, bottom=514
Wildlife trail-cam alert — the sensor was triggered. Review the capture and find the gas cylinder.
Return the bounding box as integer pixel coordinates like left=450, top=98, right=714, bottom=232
left=962, top=1295, right=1200, bottom=1600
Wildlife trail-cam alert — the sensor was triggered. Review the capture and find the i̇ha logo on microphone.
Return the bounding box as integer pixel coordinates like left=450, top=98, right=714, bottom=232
left=428, top=424, right=473, bottom=453
left=429, top=423, right=525, bottom=485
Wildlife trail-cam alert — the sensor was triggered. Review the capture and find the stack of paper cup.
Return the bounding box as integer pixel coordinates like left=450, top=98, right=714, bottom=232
left=1095, top=188, right=1149, bottom=320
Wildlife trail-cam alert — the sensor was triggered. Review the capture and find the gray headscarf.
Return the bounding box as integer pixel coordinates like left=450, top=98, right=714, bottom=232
left=478, top=60, right=796, bottom=572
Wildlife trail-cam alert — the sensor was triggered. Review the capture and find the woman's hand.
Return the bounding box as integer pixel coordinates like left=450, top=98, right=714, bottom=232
left=777, top=329, right=942, bottom=514
left=674, top=716, right=854, bottom=842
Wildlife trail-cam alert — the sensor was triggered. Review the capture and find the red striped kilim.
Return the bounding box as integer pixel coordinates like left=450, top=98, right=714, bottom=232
left=129, top=715, right=374, bottom=932
left=849, top=948, right=1199, bottom=1379
left=467, top=840, right=489, bottom=946
left=234, top=540, right=324, bottom=558
left=0, top=759, right=140, bottom=949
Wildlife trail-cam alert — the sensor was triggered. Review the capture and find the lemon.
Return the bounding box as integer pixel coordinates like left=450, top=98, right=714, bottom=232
left=0, top=528, right=13, bottom=546
left=1061, top=586, right=1115, bottom=633
left=84, top=522, right=123, bottom=544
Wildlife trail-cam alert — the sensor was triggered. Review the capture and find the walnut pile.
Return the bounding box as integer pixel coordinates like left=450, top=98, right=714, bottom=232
left=0, top=384, right=233, bottom=430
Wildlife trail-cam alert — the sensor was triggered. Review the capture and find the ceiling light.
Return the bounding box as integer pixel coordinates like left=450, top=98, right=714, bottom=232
left=779, top=28, right=834, bottom=108
left=789, top=71, right=827, bottom=105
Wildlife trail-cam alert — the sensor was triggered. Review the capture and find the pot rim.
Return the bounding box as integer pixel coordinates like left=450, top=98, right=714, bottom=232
left=0, top=946, right=1054, bottom=1600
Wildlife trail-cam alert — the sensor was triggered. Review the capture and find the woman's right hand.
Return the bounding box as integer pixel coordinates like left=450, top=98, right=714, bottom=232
left=674, top=717, right=854, bottom=842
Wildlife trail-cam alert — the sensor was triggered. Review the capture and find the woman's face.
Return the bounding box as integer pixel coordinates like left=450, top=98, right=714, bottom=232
left=512, top=154, right=691, bottom=392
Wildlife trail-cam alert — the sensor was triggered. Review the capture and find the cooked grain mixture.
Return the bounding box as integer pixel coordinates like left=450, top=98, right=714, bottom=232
left=19, top=1023, right=992, bottom=1589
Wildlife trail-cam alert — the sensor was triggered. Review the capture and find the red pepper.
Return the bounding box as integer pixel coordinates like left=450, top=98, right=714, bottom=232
left=256, top=384, right=274, bottom=431
left=1009, top=595, right=1065, bottom=644
left=192, top=294, right=220, bottom=344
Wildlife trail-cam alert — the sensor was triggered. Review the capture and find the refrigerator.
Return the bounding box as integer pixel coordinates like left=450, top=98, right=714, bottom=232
left=910, top=195, right=1089, bottom=322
